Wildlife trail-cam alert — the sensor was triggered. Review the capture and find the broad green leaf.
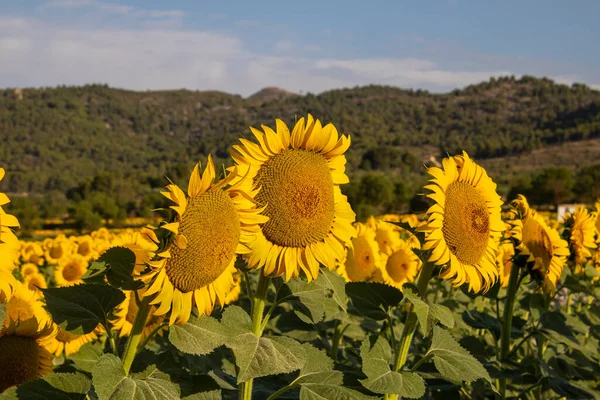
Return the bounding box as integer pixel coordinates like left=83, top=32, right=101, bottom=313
left=69, top=341, right=103, bottom=373
left=427, top=326, right=492, bottom=384
left=92, top=354, right=180, bottom=400
left=546, top=376, right=596, bottom=399
left=429, top=303, right=455, bottom=330
left=219, top=306, right=306, bottom=383
left=584, top=264, right=600, bottom=278
left=42, top=284, right=125, bottom=335
left=563, top=275, right=592, bottom=295
left=528, top=293, right=547, bottom=321
left=0, top=373, right=91, bottom=400
left=231, top=335, right=306, bottom=383
left=318, top=268, right=347, bottom=312
left=169, top=315, right=228, bottom=356
left=300, top=384, right=378, bottom=400
left=403, top=285, right=429, bottom=332
left=181, top=391, right=221, bottom=400
left=278, top=279, right=326, bottom=324
left=359, top=337, right=425, bottom=398
left=102, top=247, right=144, bottom=290
left=462, top=310, right=501, bottom=339
left=293, top=344, right=342, bottom=386
left=540, top=311, right=578, bottom=341
left=346, top=282, right=403, bottom=320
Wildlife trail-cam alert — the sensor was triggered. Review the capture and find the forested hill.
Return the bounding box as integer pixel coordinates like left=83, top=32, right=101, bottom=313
left=1, top=75, right=599, bottom=195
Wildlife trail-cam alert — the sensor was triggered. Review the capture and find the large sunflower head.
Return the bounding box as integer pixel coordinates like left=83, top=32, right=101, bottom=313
left=1, top=282, right=53, bottom=333
left=376, top=238, right=420, bottom=290
left=337, top=223, right=381, bottom=282
left=508, top=195, right=569, bottom=293
left=419, top=152, right=504, bottom=293
left=142, top=155, right=268, bottom=325
left=0, top=318, right=54, bottom=392
left=20, top=242, right=44, bottom=266
left=54, top=254, right=88, bottom=287
left=230, top=115, right=356, bottom=281
left=562, top=206, right=597, bottom=268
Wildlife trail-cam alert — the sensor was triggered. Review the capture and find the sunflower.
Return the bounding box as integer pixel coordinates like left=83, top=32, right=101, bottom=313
left=496, top=242, right=515, bottom=288
left=0, top=168, right=20, bottom=299
left=367, top=216, right=401, bottom=256
left=112, top=290, right=165, bottom=338
left=54, top=254, right=88, bottom=287
left=43, top=237, right=70, bottom=265
left=20, top=263, right=39, bottom=278
left=508, top=195, right=569, bottom=293
left=23, top=272, right=48, bottom=293
left=376, top=239, right=420, bottom=289
left=420, top=152, right=504, bottom=293
left=564, top=206, right=597, bottom=267
left=44, top=325, right=99, bottom=357
left=223, top=273, right=242, bottom=305
left=71, top=235, right=97, bottom=262
left=142, top=155, right=268, bottom=325
left=1, top=282, right=52, bottom=332
left=20, top=242, right=44, bottom=266
left=337, top=223, right=381, bottom=282
left=595, top=201, right=600, bottom=237
left=0, top=319, right=54, bottom=392
left=230, top=115, right=356, bottom=281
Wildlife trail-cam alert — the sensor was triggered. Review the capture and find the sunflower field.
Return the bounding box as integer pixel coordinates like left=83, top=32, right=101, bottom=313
left=1, top=115, right=600, bottom=400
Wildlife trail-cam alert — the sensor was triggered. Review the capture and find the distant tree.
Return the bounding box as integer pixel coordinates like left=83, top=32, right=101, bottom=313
left=573, top=163, right=600, bottom=202
left=530, top=168, right=574, bottom=205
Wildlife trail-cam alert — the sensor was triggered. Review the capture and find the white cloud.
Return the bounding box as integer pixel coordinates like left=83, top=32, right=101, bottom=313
left=1, top=16, right=598, bottom=96
left=315, top=58, right=512, bottom=88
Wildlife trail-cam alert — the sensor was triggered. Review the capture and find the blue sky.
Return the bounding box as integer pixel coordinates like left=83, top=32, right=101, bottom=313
left=1, top=1, right=599, bottom=95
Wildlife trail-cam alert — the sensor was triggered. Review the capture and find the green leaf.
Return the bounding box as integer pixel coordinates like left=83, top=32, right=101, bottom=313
left=219, top=306, right=306, bottom=383
left=546, top=376, right=596, bottom=399
left=584, top=264, right=600, bottom=278
left=0, top=373, right=91, bottom=400
left=318, top=268, right=347, bottom=312
left=84, top=247, right=143, bottom=290
left=403, top=285, right=429, bottom=332
left=563, top=275, right=592, bottom=295
left=293, top=344, right=342, bottom=386
left=540, top=311, right=578, bottom=342
left=427, top=326, right=492, bottom=385
left=429, top=303, right=455, bottom=330
left=92, top=354, right=180, bottom=400
left=181, top=391, right=221, bottom=400
left=359, top=337, right=425, bottom=398
left=528, top=293, right=547, bottom=321
left=69, top=341, right=103, bottom=373
left=169, top=315, right=228, bottom=356
left=278, top=279, right=326, bottom=324
left=42, top=284, right=125, bottom=335
left=346, top=282, right=403, bottom=320
left=300, top=384, right=377, bottom=400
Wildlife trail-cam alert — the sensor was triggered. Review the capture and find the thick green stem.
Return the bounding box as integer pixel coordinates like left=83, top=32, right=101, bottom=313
left=393, top=261, right=435, bottom=372
left=498, top=264, right=521, bottom=399
left=567, top=292, right=573, bottom=314
left=121, top=297, right=152, bottom=375
left=240, top=273, right=271, bottom=400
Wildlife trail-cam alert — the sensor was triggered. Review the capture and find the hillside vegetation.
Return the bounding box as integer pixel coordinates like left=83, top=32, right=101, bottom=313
left=1, top=75, right=600, bottom=230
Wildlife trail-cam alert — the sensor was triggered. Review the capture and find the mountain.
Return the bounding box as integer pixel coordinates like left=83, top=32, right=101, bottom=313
left=0, top=76, right=599, bottom=198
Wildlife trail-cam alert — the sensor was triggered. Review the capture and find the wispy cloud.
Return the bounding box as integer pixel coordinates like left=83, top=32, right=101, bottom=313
left=1, top=16, right=598, bottom=96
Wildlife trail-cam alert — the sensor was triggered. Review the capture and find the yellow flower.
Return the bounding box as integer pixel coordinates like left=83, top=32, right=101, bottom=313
left=71, top=235, right=97, bottom=262
left=0, top=319, right=54, bottom=392
left=43, top=237, right=70, bottom=265
left=508, top=196, right=569, bottom=293
left=230, top=115, right=356, bottom=281
left=23, top=272, right=48, bottom=293
left=44, top=325, right=99, bottom=357
left=367, top=216, right=401, bottom=256
left=20, top=263, right=39, bottom=278
left=420, top=152, right=504, bottom=293
left=223, top=273, right=242, bottom=305
left=1, top=282, right=53, bottom=333
left=376, top=239, right=420, bottom=289
left=142, top=156, right=268, bottom=325
left=54, top=254, right=88, bottom=287
left=565, top=206, right=597, bottom=266
left=20, top=242, right=44, bottom=266
left=496, top=242, right=515, bottom=288
left=112, top=290, right=165, bottom=338
left=0, top=168, right=20, bottom=300
left=337, top=223, right=381, bottom=282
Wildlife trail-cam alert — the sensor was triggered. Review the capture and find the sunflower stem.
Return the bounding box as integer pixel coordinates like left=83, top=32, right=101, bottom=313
left=240, top=272, right=271, bottom=400
left=392, top=261, right=435, bottom=373
left=567, top=292, right=573, bottom=314
left=122, top=296, right=152, bottom=375
left=135, top=321, right=169, bottom=356
left=498, top=264, right=521, bottom=400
